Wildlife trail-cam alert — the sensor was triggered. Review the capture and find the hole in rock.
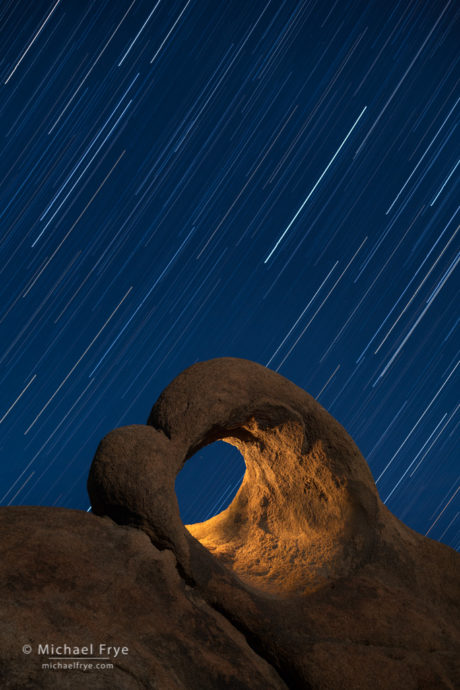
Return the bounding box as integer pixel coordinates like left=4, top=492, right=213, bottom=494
left=175, top=441, right=245, bottom=525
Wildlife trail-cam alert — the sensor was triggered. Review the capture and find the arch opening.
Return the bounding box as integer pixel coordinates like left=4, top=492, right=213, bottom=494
left=175, top=440, right=245, bottom=525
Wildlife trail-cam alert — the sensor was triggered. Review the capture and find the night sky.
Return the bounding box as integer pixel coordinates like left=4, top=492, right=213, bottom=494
left=0, top=0, right=458, bottom=551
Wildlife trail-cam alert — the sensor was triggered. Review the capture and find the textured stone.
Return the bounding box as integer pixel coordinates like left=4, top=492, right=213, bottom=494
left=1, top=358, right=459, bottom=689
left=0, top=507, right=285, bottom=690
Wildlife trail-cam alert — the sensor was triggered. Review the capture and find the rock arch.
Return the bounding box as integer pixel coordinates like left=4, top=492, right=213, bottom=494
left=89, top=358, right=380, bottom=594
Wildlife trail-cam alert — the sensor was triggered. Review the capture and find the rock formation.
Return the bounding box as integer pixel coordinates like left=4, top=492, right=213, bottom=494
left=1, top=358, right=459, bottom=689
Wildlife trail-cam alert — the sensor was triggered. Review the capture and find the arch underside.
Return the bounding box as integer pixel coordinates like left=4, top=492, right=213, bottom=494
left=184, top=411, right=370, bottom=595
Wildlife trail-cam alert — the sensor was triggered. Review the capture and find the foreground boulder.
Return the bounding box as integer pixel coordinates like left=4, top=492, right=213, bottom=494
left=1, top=358, right=459, bottom=689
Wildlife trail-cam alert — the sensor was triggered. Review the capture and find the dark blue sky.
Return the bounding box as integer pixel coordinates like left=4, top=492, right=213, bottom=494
left=0, top=0, right=458, bottom=550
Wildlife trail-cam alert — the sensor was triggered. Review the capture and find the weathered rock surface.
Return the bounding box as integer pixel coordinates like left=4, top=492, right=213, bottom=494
left=0, top=506, right=285, bottom=689
left=1, top=358, right=459, bottom=689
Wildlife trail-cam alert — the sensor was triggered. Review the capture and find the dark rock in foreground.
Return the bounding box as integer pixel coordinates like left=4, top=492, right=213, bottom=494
left=1, top=358, right=459, bottom=689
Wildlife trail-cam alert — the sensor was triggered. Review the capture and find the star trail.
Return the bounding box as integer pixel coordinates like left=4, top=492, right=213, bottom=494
left=0, top=1, right=458, bottom=550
